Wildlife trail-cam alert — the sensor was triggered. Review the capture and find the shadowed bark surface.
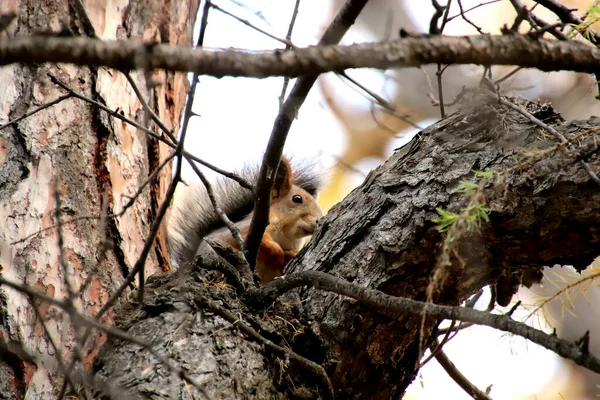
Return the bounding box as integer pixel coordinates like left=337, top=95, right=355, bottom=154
left=97, top=93, right=600, bottom=399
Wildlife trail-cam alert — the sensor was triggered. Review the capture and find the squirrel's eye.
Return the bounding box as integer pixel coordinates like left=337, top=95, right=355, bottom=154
left=292, top=194, right=303, bottom=204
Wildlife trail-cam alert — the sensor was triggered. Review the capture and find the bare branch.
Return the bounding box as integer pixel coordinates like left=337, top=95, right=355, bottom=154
left=457, top=0, right=486, bottom=35
left=180, top=0, right=248, bottom=262
left=447, top=1, right=502, bottom=23
left=27, top=293, right=82, bottom=399
left=508, top=0, right=569, bottom=40
left=245, top=0, right=370, bottom=269
left=3, top=35, right=600, bottom=77
left=94, top=169, right=178, bottom=318
left=278, top=0, right=301, bottom=109
left=45, top=73, right=251, bottom=189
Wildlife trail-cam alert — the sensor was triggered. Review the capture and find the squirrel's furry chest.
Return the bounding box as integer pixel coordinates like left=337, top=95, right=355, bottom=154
left=203, top=216, right=302, bottom=285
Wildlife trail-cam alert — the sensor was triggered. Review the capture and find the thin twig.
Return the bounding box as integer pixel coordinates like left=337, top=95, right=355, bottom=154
left=214, top=0, right=405, bottom=124
left=120, top=152, right=176, bottom=212
left=508, top=0, right=569, bottom=40
left=28, top=294, right=83, bottom=399
left=278, top=0, right=301, bottom=110
left=48, top=74, right=176, bottom=146
left=436, top=64, right=449, bottom=118
left=54, top=180, right=74, bottom=298
left=446, top=0, right=501, bottom=23
left=14, top=172, right=162, bottom=245
left=47, top=74, right=251, bottom=189
left=494, top=66, right=522, bottom=85
left=184, top=152, right=253, bottom=189
left=51, top=1, right=210, bottom=396
left=439, top=0, right=453, bottom=32
left=188, top=0, right=245, bottom=250
left=0, top=94, right=73, bottom=131
left=124, top=72, right=176, bottom=142
left=431, top=0, right=453, bottom=119
left=421, top=291, right=483, bottom=367
left=187, top=160, right=247, bottom=254
left=437, top=286, right=496, bottom=336
left=457, top=0, right=486, bottom=34
left=210, top=3, right=294, bottom=48
left=77, top=195, right=109, bottom=296
left=97, top=170, right=178, bottom=315
left=341, top=70, right=391, bottom=107
left=419, top=320, right=456, bottom=368
left=498, top=96, right=600, bottom=185
left=137, top=0, right=213, bottom=302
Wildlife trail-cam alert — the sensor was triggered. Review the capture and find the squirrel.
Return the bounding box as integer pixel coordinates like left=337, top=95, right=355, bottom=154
left=167, top=157, right=324, bottom=285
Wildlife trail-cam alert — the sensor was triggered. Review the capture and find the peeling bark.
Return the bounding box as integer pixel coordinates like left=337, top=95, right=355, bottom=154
left=97, top=93, right=600, bottom=398
left=0, top=0, right=196, bottom=397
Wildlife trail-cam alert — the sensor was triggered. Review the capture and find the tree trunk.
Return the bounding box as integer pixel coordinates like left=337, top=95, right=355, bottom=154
left=96, top=92, right=600, bottom=398
left=0, top=0, right=196, bottom=398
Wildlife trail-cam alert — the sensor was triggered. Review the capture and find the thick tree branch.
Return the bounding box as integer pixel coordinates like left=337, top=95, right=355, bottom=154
left=278, top=93, right=600, bottom=397
left=2, top=35, right=600, bottom=77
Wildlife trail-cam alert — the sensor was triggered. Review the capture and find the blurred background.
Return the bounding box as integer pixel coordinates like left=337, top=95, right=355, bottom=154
left=182, top=1, right=600, bottom=398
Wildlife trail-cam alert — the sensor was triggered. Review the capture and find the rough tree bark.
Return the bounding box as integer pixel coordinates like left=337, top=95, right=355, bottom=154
left=0, top=0, right=196, bottom=397
left=96, top=92, right=600, bottom=398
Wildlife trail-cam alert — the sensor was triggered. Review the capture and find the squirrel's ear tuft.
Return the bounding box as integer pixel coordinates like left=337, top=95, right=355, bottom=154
left=273, top=157, right=293, bottom=198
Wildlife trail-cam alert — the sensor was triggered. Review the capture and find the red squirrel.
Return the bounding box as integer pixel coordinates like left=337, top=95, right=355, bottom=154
left=168, top=157, right=323, bottom=285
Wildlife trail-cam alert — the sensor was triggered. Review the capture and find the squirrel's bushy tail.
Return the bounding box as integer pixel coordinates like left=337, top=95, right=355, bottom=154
left=167, top=160, right=324, bottom=268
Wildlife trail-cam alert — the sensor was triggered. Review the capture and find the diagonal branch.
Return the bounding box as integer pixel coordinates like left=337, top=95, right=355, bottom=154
left=244, top=0, right=370, bottom=269
left=433, top=339, right=493, bottom=400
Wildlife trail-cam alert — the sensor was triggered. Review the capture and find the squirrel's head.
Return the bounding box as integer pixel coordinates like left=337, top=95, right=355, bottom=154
left=269, top=158, right=323, bottom=250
